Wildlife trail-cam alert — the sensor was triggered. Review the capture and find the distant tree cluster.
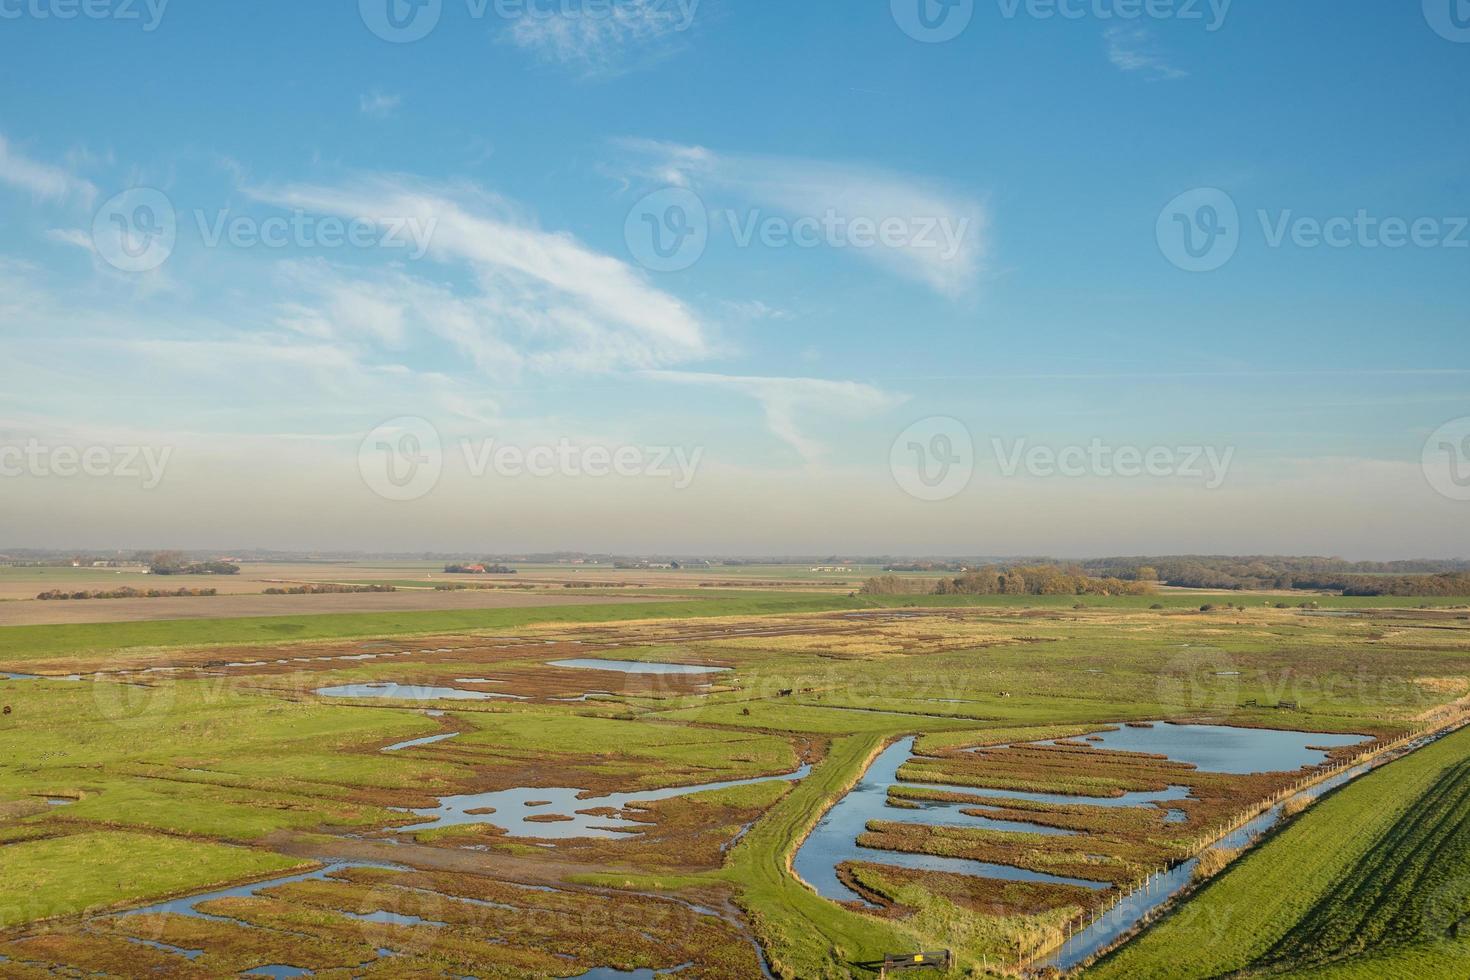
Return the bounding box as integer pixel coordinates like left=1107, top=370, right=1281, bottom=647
left=262, top=584, right=396, bottom=595
left=858, top=575, right=934, bottom=596
left=444, top=563, right=518, bottom=575
left=433, top=582, right=537, bottom=591
left=932, top=564, right=1155, bottom=597
left=882, top=561, right=969, bottom=573
left=148, top=552, right=240, bottom=576
left=1336, top=573, right=1470, bottom=597
left=38, top=587, right=217, bottom=600
left=1081, top=555, right=1470, bottom=591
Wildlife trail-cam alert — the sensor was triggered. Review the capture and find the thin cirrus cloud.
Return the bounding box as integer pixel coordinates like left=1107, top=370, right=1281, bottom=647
left=248, top=177, right=910, bottom=459
left=1104, top=27, right=1188, bottom=80
left=617, top=138, right=989, bottom=299
left=246, top=176, right=712, bottom=377
left=358, top=91, right=403, bottom=117
left=644, top=370, right=906, bottom=463
left=502, top=0, right=700, bottom=76
left=0, top=134, right=98, bottom=206
left=4, top=158, right=906, bottom=465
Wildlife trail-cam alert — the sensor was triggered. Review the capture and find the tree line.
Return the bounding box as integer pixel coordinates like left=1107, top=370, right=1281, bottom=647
left=861, top=564, right=1155, bottom=597
left=1079, top=556, right=1470, bottom=594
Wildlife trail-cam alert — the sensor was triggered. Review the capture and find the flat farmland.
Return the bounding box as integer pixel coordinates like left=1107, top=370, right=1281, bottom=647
left=2, top=599, right=1469, bottom=977
left=0, top=587, right=672, bottom=627
left=0, top=562, right=409, bottom=600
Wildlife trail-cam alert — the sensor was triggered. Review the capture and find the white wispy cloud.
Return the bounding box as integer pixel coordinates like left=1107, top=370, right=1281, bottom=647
left=1105, top=27, right=1188, bottom=80
left=503, top=0, right=700, bottom=77
left=246, top=175, right=711, bottom=376
left=617, top=139, right=988, bottom=298
left=0, top=134, right=98, bottom=205
left=645, top=370, right=905, bottom=462
left=44, top=228, right=96, bottom=253
left=359, top=90, right=403, bottom=117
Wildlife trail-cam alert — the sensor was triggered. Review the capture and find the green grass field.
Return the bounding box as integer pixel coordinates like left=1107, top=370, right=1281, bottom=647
left=0, top=831, right=309, bottom=928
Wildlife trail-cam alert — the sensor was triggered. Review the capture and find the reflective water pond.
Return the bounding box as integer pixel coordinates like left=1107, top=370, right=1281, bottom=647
left=316, top=683, right=525, bottom=701
left=793, top=739, right=1110, bottom=905
left=549, top=659, right=730, bottom=675
left=124, top=864, right=400, bottom=923
left=125, top=938, right=203, bottom=960
left=402, top=766, right=811, bottom=838
left=1067, top=723, right=1366, bottom=773
left=382, top=732, right=462, bottom=753
left=795, top=723, right=1374, bottom=909
left=910, top=780, right=1191, bottom=809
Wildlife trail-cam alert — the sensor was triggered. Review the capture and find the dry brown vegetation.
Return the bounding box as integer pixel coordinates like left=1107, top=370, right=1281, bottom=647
left=3, top=866, right=765, bottom=978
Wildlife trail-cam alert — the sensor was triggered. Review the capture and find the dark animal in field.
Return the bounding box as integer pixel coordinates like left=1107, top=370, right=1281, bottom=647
left=778, top=689, right=794, bottom=697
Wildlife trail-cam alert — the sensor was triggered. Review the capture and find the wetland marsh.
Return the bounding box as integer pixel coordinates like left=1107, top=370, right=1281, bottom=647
left=3, top=594, right=1469, bottom=977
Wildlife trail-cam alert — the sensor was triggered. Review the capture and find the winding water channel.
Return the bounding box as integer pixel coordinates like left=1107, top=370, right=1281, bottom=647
left=792, top=722, right=1375, bottom=967
left=401, top=764, right=813, bottom=838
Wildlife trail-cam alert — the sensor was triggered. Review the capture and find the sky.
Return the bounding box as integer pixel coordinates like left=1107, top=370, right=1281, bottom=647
left=0, top=0, right=1467, bottom=558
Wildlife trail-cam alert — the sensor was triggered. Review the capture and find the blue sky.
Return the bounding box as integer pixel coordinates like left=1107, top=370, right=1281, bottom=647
left=0, top=0, right=1467, bottom=556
